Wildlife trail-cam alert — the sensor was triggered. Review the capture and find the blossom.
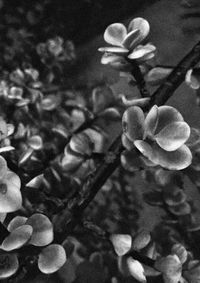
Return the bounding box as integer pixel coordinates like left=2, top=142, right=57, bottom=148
left=98, top=18, right=156, bottom=69
left=122, top=105, right=192, bottom=170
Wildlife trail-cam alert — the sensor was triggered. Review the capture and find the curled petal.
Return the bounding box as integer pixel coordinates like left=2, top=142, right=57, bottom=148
left=155, top=106, right=184, bottom=134
left=128, top=17, right=150, bottom=46
left=122, top=106, right=145, bottom=141
left=128, top=44, right=156, bottom=60
left=144, top=105, right=159, bottom=138
left=185, top=69, right=200, bottom=90
left=120, top=95, right=150, bottom=107
left=104, top=23, right=127, bottom=46
left=155, top=121, right=191, bottom=151
left=122, top=29, right=140, bottom=49
left=152, top=144, right=192, bottom=170
left=98, top=46, right=129, bottom=55
left=145, top=67, right=172, bottom=86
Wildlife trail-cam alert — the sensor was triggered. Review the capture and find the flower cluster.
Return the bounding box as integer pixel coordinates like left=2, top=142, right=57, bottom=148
left=99, top=17, right=156, bottom=70
left=122, top=105, right=192, bottom=170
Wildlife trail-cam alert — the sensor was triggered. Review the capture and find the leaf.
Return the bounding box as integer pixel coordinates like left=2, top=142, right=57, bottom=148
left=28, top=135, right=43, bottom=150
left=145, top=67, right=172, bottom=85
left=128, top=17, right=150, bottom=48
left=26, top=213, right=53, bottom=246
left=128, top=44, right=156, bottom=60
left=155, top=122, right=190, bottom=151
left=0, top=254, right=19, bottom=279
left=69, top=133, right=93, bottom=156
left=98, top=46, right=129, bottom=55
left=132, top=230, right=151, bottom=250
left=171, top=244, right=187, bottom=264
left=2, top=225, right=33, bottom=251
left=26, top=174, right=44, bottom=189
left=144, top=105, right=159, bottom=138
left=104, top=23, right=127, bottom=46
left=0, top=156, right=7, bottom=180
left=7, top=216, right=28, bottom=232
left=122, top=106, right=145, bottom=142
left=18, top=148, right=34, bottom=166
left=38, top=244, right=66, bottom=274
left=127, top=257, right=147, bottom=283
left=110, top=234, right=132, bottom=256
left=122, top=29, right=140, bottom=49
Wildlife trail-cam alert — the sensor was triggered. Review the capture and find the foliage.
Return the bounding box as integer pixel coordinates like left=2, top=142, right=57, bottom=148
left=0, top=1, right=200, bottom=283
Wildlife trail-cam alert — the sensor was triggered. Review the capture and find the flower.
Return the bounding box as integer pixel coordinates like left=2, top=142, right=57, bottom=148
left=122, top=105, right=192, bottom=170
left=98, top=18, right=156, bottom=69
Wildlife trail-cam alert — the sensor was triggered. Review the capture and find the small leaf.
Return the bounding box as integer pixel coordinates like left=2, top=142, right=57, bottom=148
left=171, top=244, right=187, bottom=264
left=132, top=230, right=151, bottom=250
left=0, top=156, right=7, bottom=180
left=145, top=67, right=172, bottom=85
left=155, top=122, right=190, bottom=151
left=110, top=234, right=132, bottom=256
left=104, top=23, right=127, bottom=46
left=168, top=202, right=191, bottom=216
left=69, top=133, right=93, bottom=156
left=7, top=216, right=28, bottom=232
left=26, top=174, right=44, bottom=189
left=122, top=106, right=145, bottom=142
left=2, top=225, right=33, bottom=251
left=0, top=254, right=19, bottom=279
left=38, top=244, right=67, bottom=274
left=128, top=17, right=150, bottom=47
left=127, top=257, right=147, bottom=283
left=41, top=95, right=60, bottom=110
left=154, top=255, right=182, bottom=281
left=26, top=213, right=53, bottom=246
left=28, top=135, right=43, bottom=150
left=18, top=148, right=34, bottom=166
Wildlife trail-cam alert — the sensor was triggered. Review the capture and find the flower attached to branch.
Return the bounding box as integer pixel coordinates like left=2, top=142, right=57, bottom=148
left=98, top=18, right=156, bottom=70
left=122, top=105, right=192, bottom=170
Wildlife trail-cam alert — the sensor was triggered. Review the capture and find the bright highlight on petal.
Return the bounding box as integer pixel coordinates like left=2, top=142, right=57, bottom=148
left=104, top=23, right=127, bottom=46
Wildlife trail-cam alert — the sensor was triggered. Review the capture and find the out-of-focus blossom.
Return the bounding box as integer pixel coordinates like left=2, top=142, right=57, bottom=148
left=122, top=105, right=192, bottom=170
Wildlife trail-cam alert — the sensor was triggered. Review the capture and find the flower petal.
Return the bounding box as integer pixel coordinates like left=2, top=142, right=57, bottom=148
left=101, top=53, right=122, bottom=65
left=120, top=95, right=150, bottom=107
left=128, top=44, right=156, bottom=60
left=98, top=47, right=129, bottom=54
left=38, top=244, right=67, bottom=274
left=152, top=144, right=192, bottom=170
left=144, top=105, right=159, bottom=138
left=122, top=29, right=140, bottom=49
left=155, top=122, right=191, bottom=151
left=128, top=17, right=150, bottom=45
left=104, top=23, right=127, bottom=46
left=0, top=179, right=22, bottom=213
left=155, top=106, right=184, bottom=134
left=122, top=106, right=145, bottom=142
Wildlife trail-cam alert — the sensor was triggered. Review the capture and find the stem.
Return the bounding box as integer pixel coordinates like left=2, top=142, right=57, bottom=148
left=129, top=60, right=150, bottom=97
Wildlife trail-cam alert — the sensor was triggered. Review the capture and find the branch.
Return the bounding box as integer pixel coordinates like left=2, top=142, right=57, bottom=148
left=64, top=40, right=200, bottom=232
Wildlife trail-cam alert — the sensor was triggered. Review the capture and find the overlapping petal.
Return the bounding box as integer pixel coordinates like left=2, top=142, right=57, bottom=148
left=155, top=122, right=191, bottom=151
left=122, top=106, right=145, bottom=141
left=150, top=144, right=192, bottom=170
left=128, top=17, right=150, bottom=46
left=144, top=105, right=159, bottom=138
left=122, top=29, right=140, bottom=49
left=128, top=44, right=156, bottom=60
left=155, top=106, right=184, bottom=134
left=104, top=23, right=127, bottom=46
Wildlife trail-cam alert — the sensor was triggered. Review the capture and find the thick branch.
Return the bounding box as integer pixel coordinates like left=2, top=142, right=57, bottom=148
left=65, top=40, right=200, bottom=231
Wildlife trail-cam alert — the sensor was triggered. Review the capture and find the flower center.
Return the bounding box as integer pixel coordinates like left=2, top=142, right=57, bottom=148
left=0, top=183, right=7, bottom=195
